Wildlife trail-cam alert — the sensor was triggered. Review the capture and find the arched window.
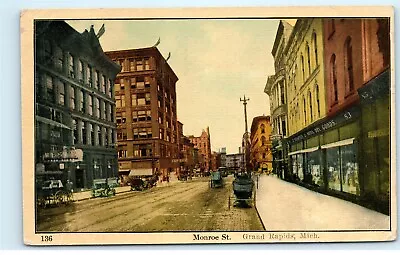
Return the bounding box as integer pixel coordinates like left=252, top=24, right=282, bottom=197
left=301, top=55, right=305, bottom=82
left=344, top=37, right=354, bottom=93
left=260, top=124, right=265, bottom=134
left=306, top=43, right=311, bottom=75
left=315, top=85, right=320, bottom=117
left=303, top=97, right=307, bottom=125
left=261, top=136, right=266, bottom=146
left=309, top=91, right=313, bottom=122
left=312, top=32, right=318, bottom=66
left=330, top=54, right=338, bottom=104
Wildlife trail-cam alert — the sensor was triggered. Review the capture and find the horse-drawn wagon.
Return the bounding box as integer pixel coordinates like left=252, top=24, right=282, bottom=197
left=36, top=179, right=73, bottom=208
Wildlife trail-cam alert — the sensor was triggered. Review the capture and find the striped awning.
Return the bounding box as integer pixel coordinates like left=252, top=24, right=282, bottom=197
left=288, top=146, right=319, bottom=156
left=321, top=138, right=355, bottom=149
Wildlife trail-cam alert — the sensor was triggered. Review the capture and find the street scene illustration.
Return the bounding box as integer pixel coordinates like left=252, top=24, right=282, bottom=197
left=34, top=18, right=391, bottom=232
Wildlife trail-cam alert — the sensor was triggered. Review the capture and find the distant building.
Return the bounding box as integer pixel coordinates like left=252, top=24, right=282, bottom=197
left=250, top=116, right=273, bottom=173
left=264, top=20, right=293, bottom=179
left=226, top=153, right=244, bottom=171
left=219, top=147, right=227, bottom=168
left=105, top=47, right=180, bottom=182
left=188, top=127, right=212, bottom=173
left=35, top=21, right=121, bottom=190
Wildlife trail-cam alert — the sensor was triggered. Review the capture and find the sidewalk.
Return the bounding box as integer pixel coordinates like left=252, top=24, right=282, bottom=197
left=255, top=175, right=390, bottom=231
left=72, top=186, right=131, bottom=201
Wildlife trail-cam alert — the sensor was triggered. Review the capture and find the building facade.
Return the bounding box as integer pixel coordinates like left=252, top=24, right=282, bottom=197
left=265, top=20, right=293, bottom=179
left=226, top=153, right=244, bottom=171
left=188, top=127, right=212, bottom=174
left=284, top=18, right=327, bottom=184
left=105, top=47, right=180, bottom=182
left=250, top=116, right=273, bottom=173
left=35, top=21, right=121, bottom=190
left=219, top=147, right=227, bottom=168
left=278, top=18, right=390, bottom=214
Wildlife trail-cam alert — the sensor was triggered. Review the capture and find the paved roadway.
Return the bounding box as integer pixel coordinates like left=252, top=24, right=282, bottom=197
left=37, top=176, right=264, bottom=232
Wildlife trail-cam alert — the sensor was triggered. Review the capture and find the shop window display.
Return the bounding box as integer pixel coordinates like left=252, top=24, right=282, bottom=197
left=307, top=150, right=323, bottom=186
left=297, top=154, right=304, bottom=180
left=327, top=147, right=341, bottom=191
left=340, top=143, right=359, bottom=195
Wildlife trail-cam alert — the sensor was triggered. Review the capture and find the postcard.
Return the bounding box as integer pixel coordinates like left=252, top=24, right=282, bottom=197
left=21, top=6, right=396, bottom=245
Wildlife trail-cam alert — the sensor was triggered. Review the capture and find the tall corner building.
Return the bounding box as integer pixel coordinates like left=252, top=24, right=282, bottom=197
left=105, top=47, right=180, bottom=181
left=35, top=21, right=121, bottom=190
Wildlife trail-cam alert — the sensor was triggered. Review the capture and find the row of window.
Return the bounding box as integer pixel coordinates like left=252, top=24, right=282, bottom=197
left=329, top=37, right=355, bottom=105
left=40, top=73, right=115, bottom=122
left=114, top=57, right=151, bottom=72
left=289, top=84, right=321, bottom=130
left=287, top=31, right=319, bottom=93
left=118, top=143, right=178, bottom=158
left=72, top=119, right=115, bottom=147
left=42, top=40, right=113, bottom=97
left=115, top=76, right=151, bottom=92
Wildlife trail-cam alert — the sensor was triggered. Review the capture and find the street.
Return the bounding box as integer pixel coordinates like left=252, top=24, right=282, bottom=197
left=37, top=176, right=264, bottom=232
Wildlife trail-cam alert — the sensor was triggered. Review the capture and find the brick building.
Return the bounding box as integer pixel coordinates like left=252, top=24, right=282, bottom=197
left=105, top=47, right=180, bottom=182
left=188, top=127, right=212, bottom=174
left=35, top=21, right=121, bottom=190
left=250, top=116, right=273, bottom=173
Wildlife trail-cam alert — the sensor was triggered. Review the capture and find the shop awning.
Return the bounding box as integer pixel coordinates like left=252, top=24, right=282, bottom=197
left=321, top=138, right=355, bottom=149
left=36, top=116, right=72, bottom=130
left=129, top=168, right=153, bottom=176
left=288, top=146, right=319, bottom=156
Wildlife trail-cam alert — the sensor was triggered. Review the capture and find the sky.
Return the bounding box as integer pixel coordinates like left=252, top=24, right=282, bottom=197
left=68, top=19, right=280, bottom=154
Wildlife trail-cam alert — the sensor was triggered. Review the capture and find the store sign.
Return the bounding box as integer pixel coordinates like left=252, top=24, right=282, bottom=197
left=172, top=158, right=187, bottom=163
left=288, top=106, right=361, bottom=145
left=368, top=128, right=389, bottom=138
left=43, top=148, right=83, bottom=162
left=358, top=70, right=389, bottom=105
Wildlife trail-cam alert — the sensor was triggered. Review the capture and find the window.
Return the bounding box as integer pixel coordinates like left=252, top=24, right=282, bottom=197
left=306, top=150, right=323, bottom=186
left=280, top=83, right=285, bottom=104
left=119, top=59, right=125, bottom=72
left=120, top=79, right=125, bottom=90
left=137, top=93, right=146, bottom=105
left=344, top=37, right=355, bottom=93
left=145, top=58, right=150, bottom=70
left=82, top=122, right=87, bottom=144
left=101, top=101, right=106, bottom=119
left=303, top=97, right=307, bottom=124
left=46, top=75, right=55, bottom=103
left=261, top=136, right=266, bottom=146
left=131, top=94, right=137, bottom=106
left=108, top=79, right=113, bottom=97
left=58, top=82, right=65, bottom=105
left=309, top=91, right=313, bottom=122
left=301, top=55, right=305, bottom=81
left=116, top=95, right=121, bottom=108
left=316, top=85, right=320, bottom=117
left=79, top=90, right=85, bottom=112
left=102, top=75, right=107, bottom=93
left=282, top=120, right=286, bottom=136
left=98, top=128, right=102, bottom=146
left=95, top=70, right=100, bottom=90
left=136, top=77, right=145, bottom=89
left=306, top=43, right=311, bottom=75
left=72, top=119, right=78, bottom=145
left=129, top=59, right=135, bottom=71
left=90, top=124, right=94, bottom=146
left=87, top=65, right=92, bottom=86
left=327, top=147, right=340, bottom=191
left=312, top=32, right=318, bottom=66
left=78, top=60, right=84, bottom=81
left=130, top=78, right=136, bottom=89
left=69, top=54, right=75, bottom=78
left=55, top=46, right=63, bottom=71
left=70, top=86, right=75, bottom=110
left=330, top=54, right=338, bottom=104
left=88, top=95, right=93, bottom=115
left=136, top=59, right=143, bottom=71
left=95, top=98, right=100, bottom=118
left=121, top=95, right=125, bottom=107
left=260, top=124, right=265, bottom=134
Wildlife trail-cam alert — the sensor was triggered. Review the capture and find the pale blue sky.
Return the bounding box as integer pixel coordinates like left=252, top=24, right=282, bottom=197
left=69, top=19, right=279, bottom=154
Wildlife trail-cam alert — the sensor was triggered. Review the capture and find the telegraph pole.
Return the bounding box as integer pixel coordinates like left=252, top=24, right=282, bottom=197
left=240, top=95, right=250, bottom=134
left=240, top=95, right=250, bottom=173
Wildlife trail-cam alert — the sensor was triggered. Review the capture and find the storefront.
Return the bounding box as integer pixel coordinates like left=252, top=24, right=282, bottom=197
left=287, top=105, right=362, bottom=199
left=358, top=69, right=390, bottom=212
left=285, top=70, right=390, bottom=214
left=271, top=137, right=288, bottom=180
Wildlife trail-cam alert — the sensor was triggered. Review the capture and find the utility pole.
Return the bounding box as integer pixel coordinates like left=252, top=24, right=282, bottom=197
left=240, top=95, right=250, bottom=134
left=240, top=95, right=250, bottom=173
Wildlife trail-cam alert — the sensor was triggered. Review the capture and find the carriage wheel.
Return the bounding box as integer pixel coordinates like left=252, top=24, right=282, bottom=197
left=37, top=197, right=46, bottom=208
left=66, top=191, right=73, bottom=204
left=55, top=191, right=65, bottom=205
